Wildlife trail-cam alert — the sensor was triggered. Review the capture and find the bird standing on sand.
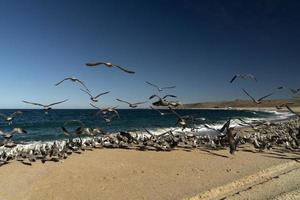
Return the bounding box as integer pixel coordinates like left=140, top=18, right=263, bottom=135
left=146, top=81, right=176, bottom=92
left=0, top=111, right=23, bottom=125
left=22, top=99, right=69, bottom=114
left=242, top=89, right=273, bottom=104
left=230, top=74, right=257, bottom=83
left=55, top=77, right=90, bottom=92
left=80, top=89, right=110, bottom=103
left=86, top=62, right=135, bottom=74
left=116, top=99, right=147, bottom=108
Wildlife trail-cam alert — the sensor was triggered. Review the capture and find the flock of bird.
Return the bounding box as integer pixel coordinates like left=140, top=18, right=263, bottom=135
left=0, top=66, right=299, bottom=166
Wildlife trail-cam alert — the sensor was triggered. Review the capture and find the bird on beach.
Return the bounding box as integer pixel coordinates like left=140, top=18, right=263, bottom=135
left=80, top=88, right=110, bottom=103
left=0, top=111, right=23, bottom=125
left=116, top=99, right=147, bottom=108
left=146, top=81, right=176, bottom=92
left=55, top=77, right=90, bottom=92
left=86, top=62, right=135, bottom=74
left=242, top=89, right=273, bottom=104
left=230, top=74, right=257, bottom=83
left=22, top=99, right=69, bottom=114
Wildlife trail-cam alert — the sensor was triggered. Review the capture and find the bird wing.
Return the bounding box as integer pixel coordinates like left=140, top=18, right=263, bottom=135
left=285, top=105, right=300, bottom=117
left=149, top=94, right=160, bottom=99
left=74, top=79, right=90, bottom=92
left=246, top=74, right=257, bottom=81
left=219, top=119, right=231, bottom=133
left=114, top=65, right=135, bottom=74
left=134, top=101, right=147, bottom=105
left=116, top=99, right=131, bottom=105
left=168, top=107, right=182, bottom=119
left=22, top=100, right=45, bottom=107
left=163, top=95, right=177, bottom=99
left=80, top=88, right=93, bottom=97
left=150, top=106, right=163, bottom=114
left=258, top=93, right=273, bottom=101
left=47, top=99, right=69, bottom=107
left=161, top=86, right=176, bottom=90
left=143, top=128, right=154, bottom=137
left=55, top=78, right=70, bottom=86
left=90, top=103, right=100, bottom=109
left=146, top=81, right=159, bottom=89
left=242, top=89, right=257, bottom=103
left=0, top=113, right=7, bottom=119
left=86, top=62, right=106, bottom=67
left=230, top=75, right=238, bottom=83
left=94, top=91, right=110, bottom=99
left=11, top=111, right=23, bottom=118
left=11, top=128, right=27, bottom=134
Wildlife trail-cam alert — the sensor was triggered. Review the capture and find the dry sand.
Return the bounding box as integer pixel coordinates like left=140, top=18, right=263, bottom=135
left=0, top=146, right=300, bottom=200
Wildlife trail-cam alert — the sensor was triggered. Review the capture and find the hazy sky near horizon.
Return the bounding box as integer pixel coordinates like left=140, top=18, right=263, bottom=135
left=0, top=0, right=300, bottom=108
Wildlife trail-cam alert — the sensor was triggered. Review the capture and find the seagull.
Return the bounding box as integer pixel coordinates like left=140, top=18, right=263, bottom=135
left=146, top=81, right=176, bottom=92
left=90, top=103, right=119, bottom=118
left=22, top=99, right=69, bottom=114
left=86, top=62, right=135, bottom=74
left=149, top=94, right=178, bottom=107
left=61, top=120, right=85, bottom=136
left=0, top=111, right=22, bottom=125
left=289, top=88, right=300, bottom=94
left=168, top=107, right=187, bottom=129
left=242, top=89, right=273, bottom=104
left=80, top=88, right=110, bottom=103
left=285, top=105, right=300, bottom=118
left=116, top=99, right=147, bottom=108
left=55, top=77, right=90, bottom=92
left=0, top=128, right=27, bottom=144
left=150, top=106, right=171, bottom=116
left=230, top=74, right=257, bottom=83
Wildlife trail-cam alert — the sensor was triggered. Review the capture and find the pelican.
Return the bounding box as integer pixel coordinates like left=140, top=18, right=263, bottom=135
left=55, top=77, right=90, bottom=92
left=116, top=99, right=146, bottom=108
left=146, top=81, right=176, bottom=92
left=22, top=99, right=69, bottom=114
left=230, top=74, right=257, bottom=83
left=80, top=88, right=110, bottom=103
left=86, top=62, right=135, bottom=74
left=0, top=111, right=22, bottom=125
left=242, top=89, right=273, bottom=104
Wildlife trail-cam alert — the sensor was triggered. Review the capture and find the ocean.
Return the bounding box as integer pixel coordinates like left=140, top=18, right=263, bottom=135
left=0, top=109, right=292, bottom=143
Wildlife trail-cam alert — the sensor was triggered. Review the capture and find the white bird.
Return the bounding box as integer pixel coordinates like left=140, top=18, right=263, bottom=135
left=146, top=81, right=176, bottom=92
left=0, top=111, right=23, bottom=125
left=22, top=99, right=69, bottom=114
left=86, top=62, right=135, bottom=74
left=55, top=77, right=90, bottom=92
left=80, top=88, right=110, bottom=103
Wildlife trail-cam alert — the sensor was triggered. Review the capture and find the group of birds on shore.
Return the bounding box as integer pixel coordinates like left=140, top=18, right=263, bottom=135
left=0, top=66, right=299, bottom=166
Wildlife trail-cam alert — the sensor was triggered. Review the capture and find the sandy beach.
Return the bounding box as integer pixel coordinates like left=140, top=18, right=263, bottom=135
left=0, top=144, right=299, bottom=200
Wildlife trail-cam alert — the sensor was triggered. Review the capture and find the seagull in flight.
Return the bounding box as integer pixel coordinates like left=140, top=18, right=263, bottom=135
left=80, top=88, right=110, bottom=103
left=230, top=74, right=257, bottom=83
left=116, top=99, right=147, bottom=108
left=150, top=106, right=171, bottom=116
left=90, top=103, right=119, bottom=118
left=285, top=105, right=300, bottom=118
left=55, top=77, right=90, bottom=92
left=86, top=62, right=135, bottom=74
left=22, top=99, right=69, bottom=114
left=242, top=89, right=273, bottom=104
left=61, top=120, right=85, bottom=136
left=146, top=81, right=176, bottom=92
left=0, top=111, right=23, bottom=125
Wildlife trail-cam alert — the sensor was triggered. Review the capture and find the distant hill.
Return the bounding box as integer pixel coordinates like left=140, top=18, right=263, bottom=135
left=180, top=99, right=300, bottom=109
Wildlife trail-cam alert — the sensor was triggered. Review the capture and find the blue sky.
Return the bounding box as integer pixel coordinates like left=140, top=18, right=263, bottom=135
left=0, top=0, right=300, bottom=108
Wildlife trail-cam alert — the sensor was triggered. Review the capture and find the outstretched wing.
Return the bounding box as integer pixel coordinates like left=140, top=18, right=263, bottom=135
left=143, top=128, right=154, bottom=137
left=75, top=79, right=90, bottom=92
left=116, top=98, right=131, bottom=105
left=86, top=62, right=106, bottom=67
left=90, top=103, right=100, bottom=109
left=94, top=91, right=110, bottom=99
left=11, top=111, right=23, bottom=118
left=285, top=105, right=300, bottom=117
left=168, top=107, right=182, bottom=119
left=55, top=78, right=71, bottom=86
left=258, top=93, right=273, bottom=102
left=146, top=81, right=159, bottom=89
left=242, top=89, right=257, bottom=103
left=230, top=75, right=238, bottom=83
left=134, top=101, right=147, bottom=105
left=114, top=65, right=135, bottom=74
left=149, top=94, right=160, bottom=99
left=48, top=99, right=69, bottom=107
left=80, top=88, right=93, bottom=98
left=163, top=95, right=177, bottom=99
left=22, top=100, right=45, bottom=107
left=161, top=86, right=176, bottom=90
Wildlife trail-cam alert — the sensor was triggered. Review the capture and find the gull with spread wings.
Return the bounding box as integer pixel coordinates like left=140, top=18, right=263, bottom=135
left=86, top=61, right=135, bottom=74
left=146, top=81, right=176, bottom=92
left=55, top=77, right=90, bottom=92
left=22, top=99, right=69, bottom=114
left=0, top=111, right=23, bottom=125
left=230, top=74, right=257, bottom=83
left=242, top=89, right=273, bottom=104
left=80, top=89, right=110, bottom=103
left=116, top=99, right=147, bottom=108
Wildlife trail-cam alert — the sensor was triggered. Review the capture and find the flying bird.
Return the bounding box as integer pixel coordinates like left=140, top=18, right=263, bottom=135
left=90, top=103, right=119, bottom=118
left=150, top=106, right=171, bottom=116
left=22, top=99, right=69, bottom=114
left=55, top=77, right=90, bottom=92
left=242, top=89, right=273, bottom=104
left=285, top=105, right=300, bottom=118
left=116, top=99, right=147, bottom=108
left=61, top=120, right=85, bottom=136
left=86, top=62, right=135, bottom=74
left=230, top=74, right=257, bottom=83
left=0, top=111, right=23, bottom=125
left=146, top=81, right=176, bottom=92
left=80, top=89, right=110, bottom=103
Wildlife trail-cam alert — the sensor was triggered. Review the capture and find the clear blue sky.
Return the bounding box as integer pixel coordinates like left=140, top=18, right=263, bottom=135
left=0, top=0, right=299, bottom=108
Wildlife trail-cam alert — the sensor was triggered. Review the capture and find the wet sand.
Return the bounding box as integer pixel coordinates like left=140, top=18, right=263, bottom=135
left=0, top=146, right=299, bottom=200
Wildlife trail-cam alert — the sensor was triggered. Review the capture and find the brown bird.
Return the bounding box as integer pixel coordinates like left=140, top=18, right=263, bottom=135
left=86, top=62, right=135, bottom=74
